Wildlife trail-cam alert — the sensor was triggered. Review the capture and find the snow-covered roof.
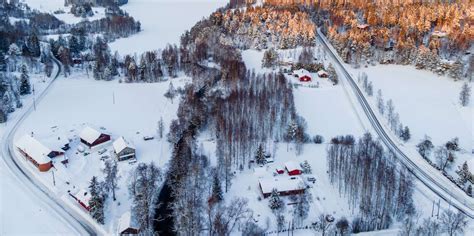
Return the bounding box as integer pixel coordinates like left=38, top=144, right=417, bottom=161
left=254, top=167, right=267, bottom=177
left=285, top=161, right=301, bottom=172
left=113, top=136, right=134, bottom=154
left=15, top=135, right=52, bottom=164
left=294, top=69, right=311, bottom=78
left=432, top=30, right=447, bottom=37
left=118, top=211, right=138, bottom=233
left=76, top=189, right=91, bottom=206
left=80, top=126, right=102, bottom=144
left=357, top=24, right=369, bottom=29
left=259, top=176, right=305, bottom=195
left=317, top=70, right=328, bottom=76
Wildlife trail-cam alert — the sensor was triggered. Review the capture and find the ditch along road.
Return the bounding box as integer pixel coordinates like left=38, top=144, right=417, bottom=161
left=316, top=28, right=474, bottom=219
left=1, top=54, right=100, bottom=235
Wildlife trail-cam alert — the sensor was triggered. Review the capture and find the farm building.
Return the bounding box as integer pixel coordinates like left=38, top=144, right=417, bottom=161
left=70, top=189, right=91, bottom=211
left=79, top=126, right=111, bottom=148
left=113, top=136, right=136, bottom=161
left=294, top=69, right=312, bottom=82
left=259, top=176, right=306, bottom=198
left=317, top=70, right=329, bottom=78
left=118, top=211, right=139, bottom=235
left=15, top=135, right=64, bottom=172
left=285, top=161, right=303, bottom=176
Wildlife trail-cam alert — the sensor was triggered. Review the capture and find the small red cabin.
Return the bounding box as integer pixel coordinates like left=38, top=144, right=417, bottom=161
left=299, top=75, right=312, bottom=82
left=276, top=167, right=285, bottom=175
left=79, top=126, right=111, bottom=149
left=285, top=161, right=303, bottom=176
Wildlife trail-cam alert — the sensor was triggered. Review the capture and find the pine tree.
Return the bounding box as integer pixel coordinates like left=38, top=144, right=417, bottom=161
left=28, top=34, right=41, bottom=58
left=300, top=160, right=312, bottom=174
left=467, top=185, right=473, bottom=197
left=377, top=89, right=385, bottom=115
left=255, top=144, right=266, bottom=165
left=262, top=48, right=279, bottom=69
left=268, top=188, right=283, bottom=211
left=400, top=126, right=411, bottom=142
left=459, top=82, right=471, bottom=107
left=19, top=65, right=30, bottom=95
left=89, top=176, right=105, bottom=224
left=417, top=136, right=434, bottom=159
left=211, top=171, right=223, bottom=202
left=102, top=160, right=119, bottom=201
left=158, top=117, right=164, bottom=139
left=164, top=81, right=176, bottom=103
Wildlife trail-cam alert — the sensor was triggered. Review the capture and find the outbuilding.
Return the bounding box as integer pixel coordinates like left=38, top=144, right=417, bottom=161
left=113, top=136, right=136, bottom=161
left=118, top=211, right=139, bottom=235
left=285, top=161, right=303, bottom=176
left=80, top=126, right=111, bottom=148
left=71, top=189, right=91, bottom=211
left=16, top=135, right=64, bottom=172
left=317, top=70, right=329, bottom=78
left=259, top=176, right=306, bottom=198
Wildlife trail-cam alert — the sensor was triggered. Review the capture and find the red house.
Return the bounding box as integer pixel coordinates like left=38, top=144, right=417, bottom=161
left=285, top=161, right=302, bottom=176
left=79, top=126, right=111, bottom=148
left=259, top=176, right=306, bottom=198
left=15, top=135, right=64, bottom=172
left=299, top=75, right=312, bottom=82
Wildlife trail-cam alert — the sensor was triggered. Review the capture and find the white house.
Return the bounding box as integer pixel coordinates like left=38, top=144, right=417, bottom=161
left=113, top=137, right=136, bottom=161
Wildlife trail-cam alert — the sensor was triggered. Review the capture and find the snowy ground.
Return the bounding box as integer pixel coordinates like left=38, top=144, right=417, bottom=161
left=12, top=71, right=190, bottom=234
left=350, top=65, right=473, bottom=182
left=23, top=0, right=106, bottom=24
left=0, top=68, right=81, bottom=235
left=225, top=45, right=474, bottom=234
left=109, top=0, right=228, bottom=55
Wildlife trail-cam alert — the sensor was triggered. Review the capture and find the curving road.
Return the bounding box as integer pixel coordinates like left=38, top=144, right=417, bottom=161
left=316, top=29, right=474, bottom=218
left=1, top=54, right=99, bottom=235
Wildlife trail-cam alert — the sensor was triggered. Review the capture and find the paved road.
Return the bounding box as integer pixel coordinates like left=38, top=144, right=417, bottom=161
left=316, top=29, right=474, bottom=218
left=0, top=54, right=99, bottom=235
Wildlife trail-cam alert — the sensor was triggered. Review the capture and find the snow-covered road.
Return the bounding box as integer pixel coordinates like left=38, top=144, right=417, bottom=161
left=316, top=29, right=474, bottom=218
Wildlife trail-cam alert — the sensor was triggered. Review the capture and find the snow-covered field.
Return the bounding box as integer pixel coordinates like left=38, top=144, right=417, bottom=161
left=0, top=69, right=81, bottom=235
left=23, top=0, right=106, bottom=24
left=11, top=71, right=189, bottom=233
left=109, top=0, right=228, bottom=55
left=351, top=65, right=473, bottom=180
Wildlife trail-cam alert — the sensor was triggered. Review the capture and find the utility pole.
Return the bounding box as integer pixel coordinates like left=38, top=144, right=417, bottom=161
left=112, top=91, right=115, bottom=105
left=32, top=85, right=36, bottom=111
left=52, top=170, right=56, bottom=186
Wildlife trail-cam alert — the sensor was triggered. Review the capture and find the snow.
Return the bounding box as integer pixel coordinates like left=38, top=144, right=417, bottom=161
left=113, top=136, right=134, bottom=154
left=259, top=176, right=305, bottom=196
left=109, top=0, right=228, bottom=55
left=117, top=211, right=137, bottom=234
left=284, top=161, right=301, bottom=172
left=23, top=0, right=107, bottom=25
left=1, top=68, right=80, bottom=235
left=15, top=134, right=53, bottom=164
left=13, top=71, right=190, bottom=234
left=79, top=126, right=103, bottom=145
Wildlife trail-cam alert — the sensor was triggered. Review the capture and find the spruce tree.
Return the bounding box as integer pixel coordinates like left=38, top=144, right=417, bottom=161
left=89, top=176, right=105, bottom=224
left=459, top=82, right=471, bottom=107
left=212, top=171, right=223, bottom=202
left=255, top=144, right=266, bottom=165
left=19, top=65, right=30, bottom=95
left=268, top=188, right=283, bottom=211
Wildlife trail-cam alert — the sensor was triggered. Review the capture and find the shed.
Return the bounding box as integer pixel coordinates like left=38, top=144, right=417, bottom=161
left=15, top=135, right=64, bottom=172
left=357, top=24, right=369, bottom=30
left=285, top=161, right=303, bottom=176
left=118, top=211, right=139, bottom=235
left=317, top=70, right=329, bottom=78
left=113, top=137, right=136, bottom=161
left=71, top=189, right=91, bottom=211
left=80, top=126, right=111, bottom=148
left=259, top=176, right=305, bottom=198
